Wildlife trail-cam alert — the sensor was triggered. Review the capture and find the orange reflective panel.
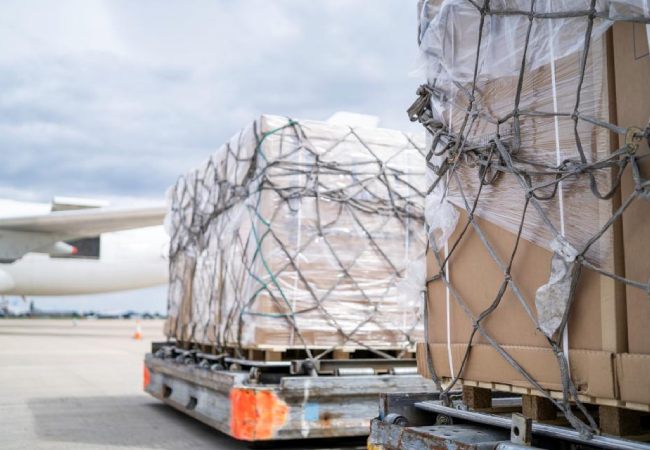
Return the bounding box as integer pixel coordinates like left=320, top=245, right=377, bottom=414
left=230, top=388, right=289, bottom=440
left=143, top=365, right=151, bottom=391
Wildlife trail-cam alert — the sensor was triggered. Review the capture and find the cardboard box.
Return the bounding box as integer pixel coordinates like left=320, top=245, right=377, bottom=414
left=426, top=210, right=614, bottom=350
left=612, top=21, right=650, bottom=355
left=617, top=353, right=650, bottom=406
left=417, top=343, right=617, bottom=399
left=423, top=209, right=620, bottom=399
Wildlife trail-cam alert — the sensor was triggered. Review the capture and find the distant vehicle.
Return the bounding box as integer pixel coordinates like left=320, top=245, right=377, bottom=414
left=0, top=197, right=169, bottom=296
left=95, top=309, right=140, bottom=319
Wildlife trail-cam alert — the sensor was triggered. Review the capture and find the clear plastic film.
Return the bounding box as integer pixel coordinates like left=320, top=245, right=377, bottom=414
left=425, top=129, right=460, bottom=250
left=413, top=0, right=648, bottom=268
left=165, top=115, right=427, bottom=352
left=413, top=0, right=646, bottom=82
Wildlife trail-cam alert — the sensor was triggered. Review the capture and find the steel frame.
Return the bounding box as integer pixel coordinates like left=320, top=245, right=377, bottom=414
left=144, top=353, right=437, bottom=441
left=368, top=392, right=650, bottom=450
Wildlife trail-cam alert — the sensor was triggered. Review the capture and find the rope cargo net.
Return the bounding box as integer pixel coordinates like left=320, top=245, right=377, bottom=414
left=165, top=115, right=427, bottom=363
left=411, top=0, right=650, bottom=438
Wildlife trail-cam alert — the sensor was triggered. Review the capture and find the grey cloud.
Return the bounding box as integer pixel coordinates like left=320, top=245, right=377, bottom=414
left=0, top=1, right=422, bottom=203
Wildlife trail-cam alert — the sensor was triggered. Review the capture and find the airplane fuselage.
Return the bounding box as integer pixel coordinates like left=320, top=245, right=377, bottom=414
left=0, top=199, right=169, bottom=296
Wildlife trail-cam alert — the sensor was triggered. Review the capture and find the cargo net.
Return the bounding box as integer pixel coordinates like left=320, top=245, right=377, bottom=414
left=166, top=116, right=427, bottom=364
left=410, top=0, right=650, bottom=439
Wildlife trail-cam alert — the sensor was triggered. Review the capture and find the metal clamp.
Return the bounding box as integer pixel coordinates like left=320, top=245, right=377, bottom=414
left=511, top=413, right=532, bottom=446
left=626, top=126, right=643, bottom=153
left=248, top=367, right=261, bottom=384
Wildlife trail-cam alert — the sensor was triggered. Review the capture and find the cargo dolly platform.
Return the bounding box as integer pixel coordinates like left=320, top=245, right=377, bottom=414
left=368, top=391, right=650, bottom=450
left=143, top=343, right=437, bottom=441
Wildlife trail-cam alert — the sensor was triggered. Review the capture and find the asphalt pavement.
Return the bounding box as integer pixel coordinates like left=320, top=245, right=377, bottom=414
left=0, top=319, right=365, bottom=450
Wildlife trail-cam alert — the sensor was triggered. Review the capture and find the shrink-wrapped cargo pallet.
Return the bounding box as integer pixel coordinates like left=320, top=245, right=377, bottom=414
left=164, top=115, right=427, bottom=356
left=412, top=0, right=650, bottom=437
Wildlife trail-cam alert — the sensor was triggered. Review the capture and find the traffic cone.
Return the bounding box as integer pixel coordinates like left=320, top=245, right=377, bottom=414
left=133, top=319, right=143, bottom=340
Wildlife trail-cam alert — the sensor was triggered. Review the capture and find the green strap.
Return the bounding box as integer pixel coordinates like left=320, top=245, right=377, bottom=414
left=240, top=118, right=300, bottom=319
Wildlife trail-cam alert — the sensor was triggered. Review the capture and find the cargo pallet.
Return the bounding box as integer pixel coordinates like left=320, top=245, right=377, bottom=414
left=368, top=389, right=650, bottom=450
left=143, top=342, right=436, bottom=441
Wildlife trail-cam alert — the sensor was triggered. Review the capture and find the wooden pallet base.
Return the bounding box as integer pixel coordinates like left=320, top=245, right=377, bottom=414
left=599, top=404, right=644, bottom=436
left=176, top=340, right=416, bottom=362
left=522, top=393, right=557, bottom=421
left=446, top=378, right=650, bottom=413
left=450, top=383, right=650, bottom=438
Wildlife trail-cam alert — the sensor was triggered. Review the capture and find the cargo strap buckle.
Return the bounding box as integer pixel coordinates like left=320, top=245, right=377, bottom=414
left=625, top=126, right=644, bottom=153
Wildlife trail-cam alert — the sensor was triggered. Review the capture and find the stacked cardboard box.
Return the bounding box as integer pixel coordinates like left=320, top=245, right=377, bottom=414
left=415, top=3, right=650, bottom=407
left=165, top=115, right=427, bottom=351
left=612, top=20, right=650, bottom=406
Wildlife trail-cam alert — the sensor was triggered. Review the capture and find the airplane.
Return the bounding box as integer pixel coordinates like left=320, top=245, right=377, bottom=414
left=0, top=197, right=168, bottom=296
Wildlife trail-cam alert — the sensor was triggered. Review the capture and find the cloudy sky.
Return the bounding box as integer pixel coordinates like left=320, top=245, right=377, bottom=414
left=1, top=0, right=423, bottom=314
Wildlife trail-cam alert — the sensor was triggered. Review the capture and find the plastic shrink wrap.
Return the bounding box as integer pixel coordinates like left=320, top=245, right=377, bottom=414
left=164, top=115, right=427, bottom=351
left=412, top=0, right=649, bottom=269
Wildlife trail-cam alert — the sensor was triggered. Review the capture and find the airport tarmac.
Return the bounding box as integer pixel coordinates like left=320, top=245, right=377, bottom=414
left=0, top=319, right=365, bottom=450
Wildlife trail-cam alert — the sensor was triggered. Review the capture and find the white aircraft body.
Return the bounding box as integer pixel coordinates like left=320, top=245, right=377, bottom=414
left=0, top=197, right=168, bottom=296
